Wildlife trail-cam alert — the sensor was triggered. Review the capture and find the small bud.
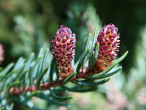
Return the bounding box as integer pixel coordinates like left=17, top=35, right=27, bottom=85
left=32, top=86, right=38, bottom=91
left=10, top=87, right=15, bottom=94
left=94, top=24, right=120, bottom=72
left=52, top=25, right=75, bottom=78
left=15, top=88, right=21, bottom=94
left=24, top=86, right=31, bottom=92
left=40, top=83, right=45, bottom=89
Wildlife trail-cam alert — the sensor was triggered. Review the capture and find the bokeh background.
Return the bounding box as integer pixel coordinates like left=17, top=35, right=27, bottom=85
left=0, top=0, right=146, bottom=110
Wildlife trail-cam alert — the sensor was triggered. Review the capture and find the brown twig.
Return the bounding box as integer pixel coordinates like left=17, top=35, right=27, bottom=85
left=9, top=67, right=94, bottom=95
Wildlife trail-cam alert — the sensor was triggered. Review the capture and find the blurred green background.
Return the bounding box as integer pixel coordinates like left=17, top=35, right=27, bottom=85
left=0, top=0, right=146, bottom=110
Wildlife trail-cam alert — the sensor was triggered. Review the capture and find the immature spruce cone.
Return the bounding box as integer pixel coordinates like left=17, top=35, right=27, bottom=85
left=0, top=44, right=4, bottom=65
left=52, top=25, right=75, bottom=78
left=94, top=24, right=120, bottom=72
